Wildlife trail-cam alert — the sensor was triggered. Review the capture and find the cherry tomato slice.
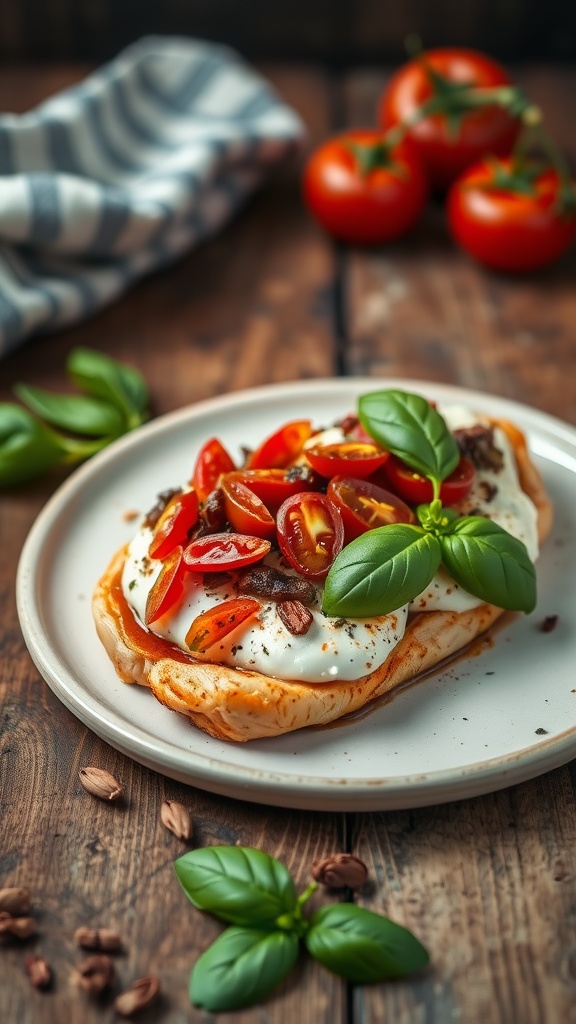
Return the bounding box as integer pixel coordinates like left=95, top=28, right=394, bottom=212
left=223, top=468, right=315, bottom=515
left=185, top=598, right=261, bottom=655
left=220, top=476, right=275, bottom=539
left=305, top=441, right=389, bottom=480
left=191, top=438, right=236, bottom=502
left=145, top=547, right=186, bottom=624
left=276, top=492, right=344, bottom=581
left=148, top=489, right=200, bottom=560
left=247, top=420, right=312, bottom=470
left=183, top=532, right=271, bottom=571
left=384, top=454, right=476, bottom=507
left=327, top=476, right=416, bottom=543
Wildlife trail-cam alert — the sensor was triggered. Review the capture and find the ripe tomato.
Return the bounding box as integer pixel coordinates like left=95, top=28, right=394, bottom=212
left=378, top=48, right=521, bottom=190
left=145, top=547, right=186, bottom=624
left=247, top=420, right=312, bottom=470
left=327, top=476, right=416, bottom=542
left=302, top=130, right=427, bottom=244
left=276, top=492, right=344, bottom=581
left=447, top=158, right=576, bottom=272
left=148, top=489, right=200, bottom=560
left=185, top=598, right=261, bottom=655
left=183, top=533, right=271, bottom=571
left=191, top=438, right=236, bottom=502
left=305, top=441, right=390, bottom=480
left=223, top=468, right=315, bottom=515
left=220, top=476, right=275, bottom=539
left=384, top=455, right=476, bottom=507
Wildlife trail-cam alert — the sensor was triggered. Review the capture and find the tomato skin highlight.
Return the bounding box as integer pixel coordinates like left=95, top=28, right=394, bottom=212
left=302, top=130, right=428, bottom=245
left=327, top=476, right=416, bottom=543
left=305, top=441, right=390, bottom=480
left=183, top=532, right=271, bottom=571
left=276, top=492, right=344, bottom=581
left=185, top=598, right=261, bottom=655
left=378, top=48, right=520, bottom=190
left=145, top=547, right=186, bottom=624
left=191, top=438, right=236, bottom=502
left=383, top=454, right=476, bottom=507
left=220, top=476, right=276, bottom=539
left=447, top=159, right=576, bottom=272
left=222, top=468, right=315, bottom=515
left=148, top=489, right=200, bottom=560
left=247, top=420, right=312, bottom=470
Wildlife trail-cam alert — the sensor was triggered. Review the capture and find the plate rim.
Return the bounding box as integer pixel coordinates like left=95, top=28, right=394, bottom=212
left=16, top=376, right=576, bottom=811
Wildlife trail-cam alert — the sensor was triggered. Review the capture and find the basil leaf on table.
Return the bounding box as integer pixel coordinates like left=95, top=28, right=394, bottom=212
left=305, top=903, right=430, bottom=983
left=174, top=846, right=297, bottom=927
left=190, top=926, right=299, bottom=1012
left=67, top=346, right=149, bottom=429
left=439, top=517, right=537, bottom=612
left=0, top=404, right=64, bottom=486
left=323, top=524, right=441, bottom=617
left=14, top=383, right=125, bottom=438
left=358, top=389, right=459, bottom=484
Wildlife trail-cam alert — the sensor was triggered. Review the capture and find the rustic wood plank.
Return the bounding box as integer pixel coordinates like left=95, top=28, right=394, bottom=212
left=0, top=64, right=348, bottom=1023
left=341, top=66, right=576, bottom=424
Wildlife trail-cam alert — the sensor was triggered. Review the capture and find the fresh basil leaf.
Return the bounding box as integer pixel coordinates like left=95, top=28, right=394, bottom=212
left=358, top=389, right=459, bottom=483
left=306, top=904, right=429, bottom=983
left=0, top=404, right=64, bottom=486
left=67, top=346, right=149, bottom=428
left=439, top=517, right=537, bottom=613
left=174, top=846, right=297, bottom=927
left=190, top=926, right=299, bottom=1011
left=14, top=383, right=125, bottom=438
left=323, top=524, right=441, bottom=617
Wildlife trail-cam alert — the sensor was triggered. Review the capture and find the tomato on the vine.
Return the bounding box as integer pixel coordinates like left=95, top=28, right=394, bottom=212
left=378, top=48, right=522, bottom=190
left=305, top=441, right=390, bottom=480
left=302, top=129, right=428, bottom=244
left=247, top=420, right=312, bottom=470
left=327, top=476, right=416, bottom=543
left=220, top=475, right=276, bottom=539
left=191, top=438, right=236, bottom=502
left=276, top=492, right=344, bottom=581
left=185, top=598, right=261, bottom=655
left=183, top=533, right=271, bottom=572
left=447, top=158, right=576, bottom=272
left=384, top=454, right=476, bottom=507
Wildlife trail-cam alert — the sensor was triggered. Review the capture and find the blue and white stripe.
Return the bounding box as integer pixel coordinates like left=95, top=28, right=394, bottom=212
left=0, top=36, right=304, bottom=354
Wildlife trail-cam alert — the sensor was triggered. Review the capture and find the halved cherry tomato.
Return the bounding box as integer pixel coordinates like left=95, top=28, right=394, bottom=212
left=184, top=597, right=261, bottom=655
left=220, top=476, right=275, bottom=539
left=276, top=492, right=344, bottom=581
left=305, top=441, right=389, bottom=480
left=384, top=454, right=476, bottom=507
left=191, top=438, right=236, bottom=501
left=145, top=547, right=186, bottom=624
left=223, top=468, right=315, bottom=515
left=327, top=476, right=416, bottom=542
left=247, top=420, right=312, bottom=470
left=148, top=489, right=200, bottom=560
left=183, top=532, right=271, bottom=571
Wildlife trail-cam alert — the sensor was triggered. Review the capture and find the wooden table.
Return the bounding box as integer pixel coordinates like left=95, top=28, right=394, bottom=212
left=1, top=62, right=575, bottom=1024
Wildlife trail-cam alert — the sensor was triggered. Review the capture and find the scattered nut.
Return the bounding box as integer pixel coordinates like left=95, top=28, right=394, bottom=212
left=540, top=614, right=559, bottom=633
left=75, top=953, right=115, bottom=995
left=79, top=767, right=123, bottom=802
left=0, top=887, right=31, bottom=915
left=311, top=853, right=368, bottom=889
left=114, top=975, right=160, bottom=1017
left=160, top=800, right=193, bottom=841
left=74, top=926, right=122, bottom=952
left=0, top=913, right=38, bottom=939
left=25, top=954, right=52, bottom=989
left=277, top=599, right=314, bottom=636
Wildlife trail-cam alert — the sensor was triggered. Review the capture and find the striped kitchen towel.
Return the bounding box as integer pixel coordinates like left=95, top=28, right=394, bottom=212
left=0, top=36, right=304, bottom=356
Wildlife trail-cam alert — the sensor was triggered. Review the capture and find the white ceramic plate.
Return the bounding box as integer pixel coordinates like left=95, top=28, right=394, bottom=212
left=16, top=378, right=576, bottom=811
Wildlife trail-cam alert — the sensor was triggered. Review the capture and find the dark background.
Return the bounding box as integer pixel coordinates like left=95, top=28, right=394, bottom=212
left=0, top=0, right=575, bottom=64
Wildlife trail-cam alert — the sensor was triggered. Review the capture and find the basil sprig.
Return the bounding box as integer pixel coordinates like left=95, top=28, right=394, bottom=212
left=324, top=389, right=537, bottom=616
left=0, top=346, right=149, bottom=487
left=175, top=846, right=429, bottom=1012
